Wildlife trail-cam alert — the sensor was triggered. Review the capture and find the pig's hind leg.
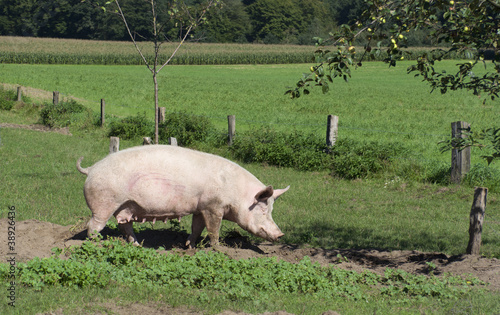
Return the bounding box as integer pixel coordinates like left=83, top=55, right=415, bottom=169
left=114, top=201, right=141, bottom=245
left=87, top=201, right=120, bottom=239
left=185, top=213, right=205, bottom=249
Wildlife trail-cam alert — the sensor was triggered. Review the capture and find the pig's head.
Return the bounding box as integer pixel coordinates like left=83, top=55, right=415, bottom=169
left=241, top=185, right=290, bottom=242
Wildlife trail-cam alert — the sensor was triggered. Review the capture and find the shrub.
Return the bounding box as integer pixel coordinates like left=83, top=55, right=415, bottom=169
left=158, top=112, right=216, bottom=146
left=108, top=112, right=154, bottom=140
left=229, top=129, right=332, bottom=171
left=39, top=99, right=88, bottom=128
left=331, top=138, right=410, bottom=179
left=0, top=87, right=18, bottom=110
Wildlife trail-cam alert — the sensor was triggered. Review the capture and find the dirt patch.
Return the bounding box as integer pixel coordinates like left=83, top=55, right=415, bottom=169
left=2, top=219, right=499, bottom=315
left=0, top=123, right=71, bottom=135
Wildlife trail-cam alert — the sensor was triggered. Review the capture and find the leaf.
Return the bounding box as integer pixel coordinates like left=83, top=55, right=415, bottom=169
left=321, top=83, right=329, bottom=94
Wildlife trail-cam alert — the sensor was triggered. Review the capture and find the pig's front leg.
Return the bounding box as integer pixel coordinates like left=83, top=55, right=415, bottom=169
left=186, top=213, right=205, bottom=249
left=201, top=209, right=223, bottom=247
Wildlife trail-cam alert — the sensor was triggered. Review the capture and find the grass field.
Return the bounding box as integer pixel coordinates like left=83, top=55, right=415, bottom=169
left=1, top=59, right=499, bottom=255
left=0, top=60, right=497, bottom=166
left=1, top=38, right=500, bottom=313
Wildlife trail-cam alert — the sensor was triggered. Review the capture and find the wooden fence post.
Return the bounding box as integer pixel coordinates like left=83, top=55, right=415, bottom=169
left=228, top=115, right=235, bottom=146
left=451, top=121, right=471, bottom=183
left=143, top=137, right=152, bottom=145
left=17, top=86, right=22, bottom=102
left=109, top=137, right=119, bottom=153
left=168, top=137, right=177, bottom=146
left=53, top=91, right=59, bottom=106
left=326, top=115, right=339, bottom=147
left=158, top=107, right=166, bottom=123
left=466, top=187, right=488, bottom=255
left=100, top=99, right=105, bottom=126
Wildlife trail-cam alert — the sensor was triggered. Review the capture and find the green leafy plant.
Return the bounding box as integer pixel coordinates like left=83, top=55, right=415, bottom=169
left=108, top=112, right=154, bottom=140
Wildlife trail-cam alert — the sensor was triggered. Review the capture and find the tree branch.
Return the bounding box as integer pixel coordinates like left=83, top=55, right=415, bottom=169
left=114, top=0, right=153, bottom=73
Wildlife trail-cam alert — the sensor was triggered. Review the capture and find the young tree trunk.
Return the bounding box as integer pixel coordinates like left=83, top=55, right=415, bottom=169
left=154, top=73, right=159, bottom=144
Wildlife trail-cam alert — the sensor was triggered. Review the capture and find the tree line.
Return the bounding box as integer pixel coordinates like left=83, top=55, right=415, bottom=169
left=0, top=0, right=433, bottom=46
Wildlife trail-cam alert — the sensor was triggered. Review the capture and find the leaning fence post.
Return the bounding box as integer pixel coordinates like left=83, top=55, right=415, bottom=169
left=451, top=121, right=471, bottom=183
left=326, top=115, right=339, bottom=147
left=53, top=91, right=59, bottom=106
left=109, top=137, right=119, bottom=153
left=17, top=86, right=22, bottom=102
left=466, top=187, right=488, bottom=255
left=228, top=115, right=236, bottom=146
left=100, top=99, right=105, bottom=126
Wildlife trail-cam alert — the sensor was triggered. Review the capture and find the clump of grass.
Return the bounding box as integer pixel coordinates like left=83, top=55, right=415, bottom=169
left=464, top=163, right=500, bottom=192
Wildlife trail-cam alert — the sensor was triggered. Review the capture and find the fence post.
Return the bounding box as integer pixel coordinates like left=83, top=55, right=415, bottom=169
left=53, top=91, right=59, bottom=106
left=100, top=99, right=105, bottom=126
left=228, top=115, right=235, bottom=146
left=466, top=187, right=488, bottom=255
left=17, top=86, right=22, bottom=102
left=109, top=137, right=119, bottom=153
left=143, top=137, right=152, bottom=145
left=168, top=137, right=177, bottom=146
left=158, top=107, right=166, bottom=123
left=326, top=115, right=339, bottom=147
left=451, top=121, right=471, bottom=183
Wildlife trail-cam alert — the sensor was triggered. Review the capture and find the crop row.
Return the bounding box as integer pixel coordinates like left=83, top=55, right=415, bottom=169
left=0, top=49, right=469, bottom=65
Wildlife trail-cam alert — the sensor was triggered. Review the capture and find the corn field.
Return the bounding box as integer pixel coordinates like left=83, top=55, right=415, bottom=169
left=0, top=36, right=470, bottom=65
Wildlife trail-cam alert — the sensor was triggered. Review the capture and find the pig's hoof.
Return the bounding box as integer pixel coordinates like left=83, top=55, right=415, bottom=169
left=185, top=240, right=194, bottom=249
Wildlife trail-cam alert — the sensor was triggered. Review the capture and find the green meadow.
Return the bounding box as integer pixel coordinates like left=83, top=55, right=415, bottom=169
left=1, top=48, right=500, bottom=313
left=0, top=61, right=497, bottom=165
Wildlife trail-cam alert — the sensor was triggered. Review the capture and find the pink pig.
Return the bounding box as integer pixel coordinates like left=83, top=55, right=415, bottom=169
left=77, top=145, right=289, bottom=248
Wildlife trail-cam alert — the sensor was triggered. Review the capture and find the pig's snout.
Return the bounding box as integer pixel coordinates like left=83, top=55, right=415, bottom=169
left=263, top=229, right=284, bottom=242
left=275, top=232, right=284, bottom=241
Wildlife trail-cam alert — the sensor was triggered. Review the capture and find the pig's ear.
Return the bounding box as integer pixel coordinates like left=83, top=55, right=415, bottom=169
left=273, top=185, right=290, bottom=200
left=254, top=186, right=274, bottom=203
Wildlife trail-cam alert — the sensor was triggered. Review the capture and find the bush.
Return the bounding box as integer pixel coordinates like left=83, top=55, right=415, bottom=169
left=158, top=112, right=216, bottom=146
left=0, top=87, right=18, bottom=110
left=331, top=139, right=410, bottom=179
left=230, top=129, right=332, bottom=171
left=108, top=112, right=154, bottom=140
left=39, top=99, right=88, bottom=128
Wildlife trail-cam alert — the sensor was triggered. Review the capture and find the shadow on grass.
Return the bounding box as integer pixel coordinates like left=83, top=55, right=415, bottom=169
left=285, top=220, right=456, bottom=254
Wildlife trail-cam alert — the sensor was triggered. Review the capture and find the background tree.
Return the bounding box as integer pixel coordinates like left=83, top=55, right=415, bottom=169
left=196, top=0, right=251, bottom=43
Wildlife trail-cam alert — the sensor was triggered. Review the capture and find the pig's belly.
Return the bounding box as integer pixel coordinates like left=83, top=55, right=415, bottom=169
left=122, top=172, right=200, bottom=218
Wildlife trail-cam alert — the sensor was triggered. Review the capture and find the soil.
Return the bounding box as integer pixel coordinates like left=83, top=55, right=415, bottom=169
left=0, top=123, right=71, bottom=135
left=1, top=219, right=499, bottom=315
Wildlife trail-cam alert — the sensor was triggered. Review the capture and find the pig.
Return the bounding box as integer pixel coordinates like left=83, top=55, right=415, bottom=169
left=76, top=145, right=289, bottom=248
